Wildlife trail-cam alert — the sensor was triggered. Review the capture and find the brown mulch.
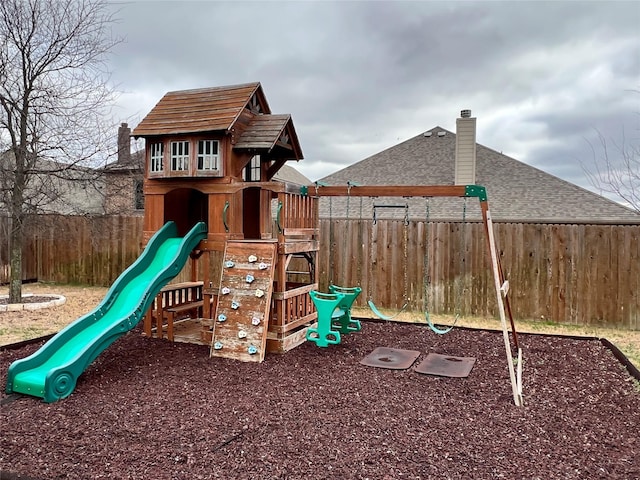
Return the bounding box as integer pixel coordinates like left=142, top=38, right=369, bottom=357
left=1, top=322, right=639, bottom=480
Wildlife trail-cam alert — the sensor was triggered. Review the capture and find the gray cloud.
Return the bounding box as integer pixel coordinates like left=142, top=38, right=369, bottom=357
left=107, top=0, right=639, bottom=203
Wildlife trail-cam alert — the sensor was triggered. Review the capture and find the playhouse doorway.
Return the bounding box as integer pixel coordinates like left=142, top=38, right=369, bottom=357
left=243, top=187, right=262, bottom=239
left=164, top=188, right=208, bottom=236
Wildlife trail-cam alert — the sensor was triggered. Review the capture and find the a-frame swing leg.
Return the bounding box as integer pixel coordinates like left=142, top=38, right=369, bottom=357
left=483, top=207, right=524, bottom=407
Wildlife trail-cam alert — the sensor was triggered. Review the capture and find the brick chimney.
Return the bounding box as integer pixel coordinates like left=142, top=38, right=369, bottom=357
left=454, top=109, right=477, bottom=185
left=117, top=123, right=131, bottom=164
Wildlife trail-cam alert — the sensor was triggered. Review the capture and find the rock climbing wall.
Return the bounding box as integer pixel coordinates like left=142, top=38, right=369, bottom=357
left=210, top=241, right=277, bottom=362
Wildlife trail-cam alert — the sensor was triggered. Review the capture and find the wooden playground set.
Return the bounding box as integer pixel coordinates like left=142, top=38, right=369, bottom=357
left=131, top=83, right=523, bottom=406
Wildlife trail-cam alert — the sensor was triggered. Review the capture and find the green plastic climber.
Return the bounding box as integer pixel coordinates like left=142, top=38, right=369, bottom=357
left=307, top=291, right=345, bottom=347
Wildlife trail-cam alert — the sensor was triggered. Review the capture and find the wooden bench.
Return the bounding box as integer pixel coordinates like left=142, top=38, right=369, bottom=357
left=165, top=299, right=208, bottom=341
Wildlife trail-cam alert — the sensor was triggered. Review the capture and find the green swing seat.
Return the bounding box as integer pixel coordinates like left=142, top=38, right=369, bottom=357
left=307, top=286, right=362, bottom=348
left=328, top=284, right=362, bottom=333
left=307, top=291, right=345, bottom=347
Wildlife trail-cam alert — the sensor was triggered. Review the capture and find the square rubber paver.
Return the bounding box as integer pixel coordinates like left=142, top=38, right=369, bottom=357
left=360, top=347, right=421, bottom=370
left=414, top=353, right=476, bottom=378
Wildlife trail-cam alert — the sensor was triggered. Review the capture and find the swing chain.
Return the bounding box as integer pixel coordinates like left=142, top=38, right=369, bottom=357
left=402, top=211, right=409, bottom=307
left=454, top=197, right=468, bottom=318
left=328, top=196, right=334, bottom=283
left=341, top=182, right=352, bottom=286
left=423, top=197, right=431, bottom=312
left=356, top=196, right=363, bottom=288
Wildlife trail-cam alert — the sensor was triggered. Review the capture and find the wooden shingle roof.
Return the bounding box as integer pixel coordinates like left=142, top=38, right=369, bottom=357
left=234, top=114, right=303, bottom=160
left=132, top=82, right=267, bottom=137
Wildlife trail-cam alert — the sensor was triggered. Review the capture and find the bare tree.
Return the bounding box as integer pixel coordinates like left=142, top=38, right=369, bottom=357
left=0, top=0, right=120, bottom=302
left=583, top=130, right=640, bottom=213
left=583, top=91, right=640, bottom=213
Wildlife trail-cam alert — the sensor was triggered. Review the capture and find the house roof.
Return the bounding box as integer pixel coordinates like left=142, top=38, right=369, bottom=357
left=132, top=82, right=267, bottom=137
left=102, top=150, right=144, bottom=173
left=273, top=164, right=311, bottom=186
left=318, top=127, right=640, bottom=224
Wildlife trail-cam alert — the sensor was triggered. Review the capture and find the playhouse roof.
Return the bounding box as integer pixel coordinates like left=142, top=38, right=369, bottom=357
left=132, top=82, right=268, bottom=137
left=132, top=82, right=303, bottom=163
left=234, top=114, right=303, bottom=160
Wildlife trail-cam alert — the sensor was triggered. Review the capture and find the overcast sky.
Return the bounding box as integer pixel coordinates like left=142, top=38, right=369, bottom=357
left=108, top=0, right=639, bottom=201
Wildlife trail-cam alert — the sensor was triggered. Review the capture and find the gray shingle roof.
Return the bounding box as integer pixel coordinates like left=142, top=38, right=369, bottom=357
left=273, top=164, right=311, bottom=186
left=318, top=127, right=640, bottom=223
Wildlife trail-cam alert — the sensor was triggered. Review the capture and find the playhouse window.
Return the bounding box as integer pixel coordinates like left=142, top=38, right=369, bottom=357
left=170, top=141, right=189, bottom=171
left=243, top=155, right=261, bottom=182
left=197, top=140, right=219, bottom=171
left=150, top=142, right=164, bottom=173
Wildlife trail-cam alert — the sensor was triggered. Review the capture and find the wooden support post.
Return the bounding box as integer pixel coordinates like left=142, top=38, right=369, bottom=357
left=483, top=206, right=523, bottom=406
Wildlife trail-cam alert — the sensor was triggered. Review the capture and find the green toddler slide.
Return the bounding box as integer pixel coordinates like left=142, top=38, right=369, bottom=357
left=5, top=221, right=207, bottom=403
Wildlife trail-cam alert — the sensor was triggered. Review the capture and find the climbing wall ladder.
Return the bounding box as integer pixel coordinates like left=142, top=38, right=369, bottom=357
left=210, top=240, right=277, bottom=363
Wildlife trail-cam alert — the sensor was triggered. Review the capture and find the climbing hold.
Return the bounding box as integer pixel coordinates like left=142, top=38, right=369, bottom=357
left=213, top=342, right=223, bottom=350
left=238, top=330, right=247, bottom=339
left=248, top=345, right=258, bottom=355
left=221, top=287, right=231, bottom=295
left=224, top=260, right=235, bottom=268
left=251, top=316, right=261, bottom=326
left=255, top=289, right=265, bottom=298
left=245, top=274, right=255, bottom=284
left=217, top=314, right=227, bottom=322
left=248, top=255, right=258, bottom=263
left=258, top=262, right=268, bottom=270
left=231, top=301, right=240, bottom=310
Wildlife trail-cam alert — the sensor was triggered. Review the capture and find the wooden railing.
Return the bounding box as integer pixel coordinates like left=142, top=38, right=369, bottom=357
left=276, top=192, right=318, bottom=233
left=268, top=283, right=318, bottom=353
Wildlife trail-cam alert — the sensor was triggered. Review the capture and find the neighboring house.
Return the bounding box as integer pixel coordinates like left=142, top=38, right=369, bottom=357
left=101, top=123, right=145, bottom=215
left=1, top=122, right=144, bottom=217
left=0, top=150, right=104, bottom=215
left=319, top=110, right=640, bottom=223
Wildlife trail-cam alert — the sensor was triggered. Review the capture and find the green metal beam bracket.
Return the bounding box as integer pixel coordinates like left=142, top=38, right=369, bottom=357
left=464, top=185, right=488, bottom=202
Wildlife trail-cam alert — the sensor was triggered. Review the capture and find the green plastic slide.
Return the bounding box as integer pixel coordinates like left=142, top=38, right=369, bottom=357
left=5, top=221, right=207, bottom=403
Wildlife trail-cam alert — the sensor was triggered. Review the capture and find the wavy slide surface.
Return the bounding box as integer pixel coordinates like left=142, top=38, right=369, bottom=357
left=5, top=221, right=207, bottom=403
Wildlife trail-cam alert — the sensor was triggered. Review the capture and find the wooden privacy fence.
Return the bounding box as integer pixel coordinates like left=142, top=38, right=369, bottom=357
left=1, top=215, right=638, bottom=329
left=1, top=215, right=144, bottom=286
left=319, top=218, right=639, bottom=330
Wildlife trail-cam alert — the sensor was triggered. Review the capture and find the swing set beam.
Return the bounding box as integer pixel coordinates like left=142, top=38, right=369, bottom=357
left=301, top=184, right=486, bottom=200
left=303, top=183, right=524, bottom=407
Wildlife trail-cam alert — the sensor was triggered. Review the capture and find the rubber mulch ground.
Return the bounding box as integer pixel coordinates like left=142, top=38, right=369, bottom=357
left=1, top=321, right=639, bottom=480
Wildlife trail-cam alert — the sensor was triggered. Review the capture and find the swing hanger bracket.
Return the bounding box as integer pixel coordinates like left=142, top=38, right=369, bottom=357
left=372, top=202, right=410, bottom=226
